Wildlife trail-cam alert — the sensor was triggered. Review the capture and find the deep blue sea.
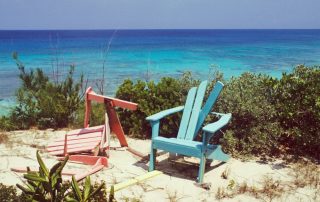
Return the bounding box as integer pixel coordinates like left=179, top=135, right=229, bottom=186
left=1, top=29, right=320, bottom=115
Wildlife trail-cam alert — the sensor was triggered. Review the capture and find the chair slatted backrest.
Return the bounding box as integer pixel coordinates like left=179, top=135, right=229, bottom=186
left=194, top=81, right=224, bottom=139
left=177, top=87, right=197, bottom=139
left=177, top=80, right=208, bottom=140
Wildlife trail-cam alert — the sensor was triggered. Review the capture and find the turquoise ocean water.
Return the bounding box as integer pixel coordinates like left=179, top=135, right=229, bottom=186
left=1, top=29, right=320, bottom=115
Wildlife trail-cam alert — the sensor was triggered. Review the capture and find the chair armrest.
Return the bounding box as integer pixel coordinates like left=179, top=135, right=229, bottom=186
left=203, top=113, right=232, bottom=134
left=146, top=106, right=184, bottom=122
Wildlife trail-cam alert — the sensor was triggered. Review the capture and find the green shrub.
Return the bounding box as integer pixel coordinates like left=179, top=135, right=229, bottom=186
left=215, top=73, right=283, bottom=157
left=116, top=73, right=199, bottom=139
left=116, top=66, right=319, bottom=160
left=274, top=65, right=320, bottom=159
left=8, top=53, right=84, bottom=129
left=72, top=103, right=106, bottom=129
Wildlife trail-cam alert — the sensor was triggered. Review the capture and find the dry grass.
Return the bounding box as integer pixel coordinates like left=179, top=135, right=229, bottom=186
left=215, top=160, right=320, bottom=201
left=0, top=131, right=8, bottom=144
left=165, top=189, right=186, bottom=202
left=221, top=166, right=230, bottom=179
left=290, top=160, right=320, bottom=189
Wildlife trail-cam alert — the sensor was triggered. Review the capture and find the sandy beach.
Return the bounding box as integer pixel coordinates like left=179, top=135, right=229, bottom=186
left=0, top=129, right=318, bottom=202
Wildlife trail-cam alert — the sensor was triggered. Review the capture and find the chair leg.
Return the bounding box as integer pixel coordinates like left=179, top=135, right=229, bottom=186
left=149, top=148, right=157, bottom=171
left=198, top=155, right=206, bottom=183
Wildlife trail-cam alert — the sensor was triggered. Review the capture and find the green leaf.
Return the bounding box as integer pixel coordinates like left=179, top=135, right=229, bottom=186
left=88, top=181, right=105, bottom=201
left=108, top=185, right=115, bottom=202
left=36, top=150, right=49, bottom=177
left=71, top=175, right=82, bottom=201
left=83, top=176, right=91, bottom=201
left=65, top=196, right=79, bottom=202
left=24, top=173, right=48, bottom=183
left=49, top=161, right=62, bottom=177
left=16, top=184, right=34, bottom=195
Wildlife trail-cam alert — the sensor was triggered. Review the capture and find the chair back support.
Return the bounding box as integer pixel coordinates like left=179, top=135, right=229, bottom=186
left=194, top=81, right=224, bottom=139
left=177, top=80, right=208, bottom=140
left=177, top=87, right=197, bottom=139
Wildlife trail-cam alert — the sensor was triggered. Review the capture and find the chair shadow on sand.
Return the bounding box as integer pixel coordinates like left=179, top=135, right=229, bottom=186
left=133, top=151, right=226, bottom=182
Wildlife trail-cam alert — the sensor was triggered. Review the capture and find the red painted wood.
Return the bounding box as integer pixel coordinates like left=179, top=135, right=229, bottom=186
left=47, top=142, right=100, bottom=152
left=84, top=87, right=93, bottom=128
left=74, top=165, right=104, bottom=181
left=57, top=155, right=108, bottom=166
left=87, top=93, right=138, bottom=111
left=49, top=144, right=101, bottom=156
left=48, top=137, right=101, bottom=147
left=106, top=104, right=128, bottom=147
left=66, top=125, right=104, bottom=136
left=48, top=132, right=103, bottom=145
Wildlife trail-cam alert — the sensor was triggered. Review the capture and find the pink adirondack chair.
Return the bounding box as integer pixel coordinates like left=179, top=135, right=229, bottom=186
left=47, top=87, right=138, bottom=157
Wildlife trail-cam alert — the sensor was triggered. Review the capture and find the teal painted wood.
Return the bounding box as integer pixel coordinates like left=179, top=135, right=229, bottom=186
left=146, top=80, right=231, bottom=183
left=185, top=80, right=208, bottom=140
left=150, top=120, right=160, bottom=139
left=202, top=113, right=231, bottom=136
left=195, top=81, right=224, bottom=138
left=177, top=87, right=197, bottom=139
left=149, top=148, right=156, bottom=171
left=198, top=154, right=206, bottom=183
left=146, top=106, right=184, bottom=122
left=153, top=136, right=203, bottom=157
left=205, top=144, right=230, bottom=162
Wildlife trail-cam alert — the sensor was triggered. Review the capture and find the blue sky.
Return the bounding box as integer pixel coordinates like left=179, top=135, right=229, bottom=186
left=0, top=0, right=319, bottom=29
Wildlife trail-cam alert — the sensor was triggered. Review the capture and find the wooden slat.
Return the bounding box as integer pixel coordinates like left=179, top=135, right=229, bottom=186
left=87, top=93, right=138, bottom=110
left=185, top=80, right=208, bottom=140
left=47, top=137, right=101, bottom=147
left=66, top=125, right=104, bottom=136
left=47, top=142, right=100, bottom=152
left=47, top=141, right=100, bottom=152
left=195, top=81, right=224, bottom=136
left=111, top=171, right=162, bottom=192
left=48, top=132, right=102, bottom=144
left=49, top=145, right=99, bottom=156
left=177, top=87, right=197, bottom=139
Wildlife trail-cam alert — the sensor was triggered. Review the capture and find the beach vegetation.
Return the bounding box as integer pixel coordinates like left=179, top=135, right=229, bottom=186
left=16, top=151, right=112, bottom=202
left=6, top=53, right=84, bottom=130
left=0, top=57, right=319, bottom=160
left=0, top=183, right=27, bottom=202
left=116, top=65, right=320, bottom=160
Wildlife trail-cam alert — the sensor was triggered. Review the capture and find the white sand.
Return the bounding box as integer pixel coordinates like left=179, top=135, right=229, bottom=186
left=0, top=129, right=318, bottom=201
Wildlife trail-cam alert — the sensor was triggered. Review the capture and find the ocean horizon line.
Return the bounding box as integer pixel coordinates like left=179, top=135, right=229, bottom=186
left=1, top=28, right=320, bottom=31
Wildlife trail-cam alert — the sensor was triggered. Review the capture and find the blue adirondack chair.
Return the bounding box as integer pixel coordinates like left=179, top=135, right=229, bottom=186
left=146, top=80, right=231, bottom=183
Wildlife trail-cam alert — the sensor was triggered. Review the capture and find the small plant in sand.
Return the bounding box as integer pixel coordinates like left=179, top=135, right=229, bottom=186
left=16, top=151, right=113, bottom=202
left=221, top=167, right=230, bottom=179
left=16, top=151, right=70, bottom=201
left=165, top=189, right=185, bottom=202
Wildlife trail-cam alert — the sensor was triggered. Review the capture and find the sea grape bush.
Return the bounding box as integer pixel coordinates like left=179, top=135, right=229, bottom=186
left=273, top=65, right=320, bottom=159
left=214, top=73, right=283, bottom=157
left=116, top=66, right=320, bottom=160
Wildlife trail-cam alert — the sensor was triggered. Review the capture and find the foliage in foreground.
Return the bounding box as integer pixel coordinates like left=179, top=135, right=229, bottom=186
left=16, top=151, right=113, bottom=202
left=116, top=65, right=320, bottom=160
left=0, top=183, right=26, bottom=202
